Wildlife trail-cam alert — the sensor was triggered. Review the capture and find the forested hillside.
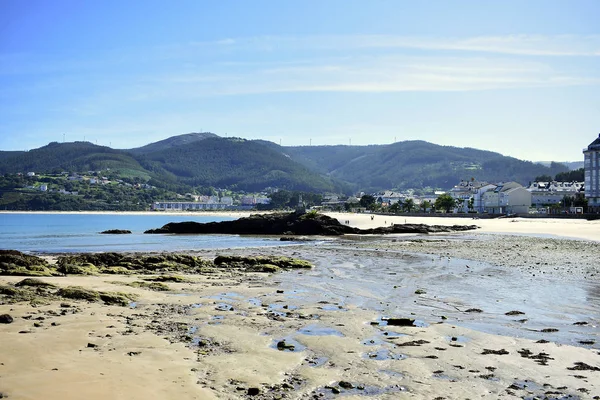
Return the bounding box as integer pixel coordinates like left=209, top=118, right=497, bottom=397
left=0, top=134, right=571, bottom=194
left=137, top=137, right=340, bottom=192
left=282, top=141, right=569, bottom=191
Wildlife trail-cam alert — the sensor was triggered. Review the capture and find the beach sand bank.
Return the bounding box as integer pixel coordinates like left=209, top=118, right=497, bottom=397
left=326, top=212, right=600, bottom=242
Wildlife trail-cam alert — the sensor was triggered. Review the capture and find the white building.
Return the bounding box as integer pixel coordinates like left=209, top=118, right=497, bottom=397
left=152, top=201, right=230, bottom=211
left=377, top=191, right=405, bottom=205
left=527, top=181, right=584, bottom=208
left=448, top=179, right=495, bottom=213
left=39, top=184, right=48, bottom=191
left=482, top=182, right=532, bottom=214
left=584, top=133, right=600, bottom=213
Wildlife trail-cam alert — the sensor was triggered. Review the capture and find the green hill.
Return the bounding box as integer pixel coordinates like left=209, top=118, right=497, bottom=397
left=0, top=134, right=571, bottom=194
left=281, top=141, right=569, bottom=191
left=0, top=142, right=150, bottom=179
left=137, top=137, right=338, bottom=192
left=127, top=132, right=217, bottom=154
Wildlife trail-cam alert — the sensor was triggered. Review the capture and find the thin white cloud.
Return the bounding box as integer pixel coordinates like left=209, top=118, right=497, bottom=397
left=205, top=34, right=600, bottom=57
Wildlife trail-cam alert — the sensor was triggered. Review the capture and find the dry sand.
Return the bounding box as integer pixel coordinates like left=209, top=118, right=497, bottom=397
left=1, top=214, right=600, bottom=399
left=326, top=212, right=600, bottom=242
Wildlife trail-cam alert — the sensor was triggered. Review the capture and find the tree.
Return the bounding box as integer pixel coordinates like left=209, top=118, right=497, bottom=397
left=403, top=198, right=415, bottom=213
left=388, top=202, right=402, bottom=214
left=534, top=174, right=553, bottom=182
left=555, top=168, right=584, bottom=182
left=468, top=197, right=474, bottom=212
left=434, top=193, right=456, bottom=213
left=420, top=200, right=431, bottom=212
left=359, top=194, right=376, bottom=208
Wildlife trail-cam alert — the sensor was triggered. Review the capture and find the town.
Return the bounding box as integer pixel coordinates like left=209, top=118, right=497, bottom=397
left=2, top=133, right=598, bottom=217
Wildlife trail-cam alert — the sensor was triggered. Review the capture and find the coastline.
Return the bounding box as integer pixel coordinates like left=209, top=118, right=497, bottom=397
left=2, top=209, right=599, bottom=241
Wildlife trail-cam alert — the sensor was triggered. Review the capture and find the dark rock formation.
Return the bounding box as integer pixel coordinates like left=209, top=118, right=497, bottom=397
left=100, top=229, right=132, bottom=234
left=144, top=211, right=478, bottom=236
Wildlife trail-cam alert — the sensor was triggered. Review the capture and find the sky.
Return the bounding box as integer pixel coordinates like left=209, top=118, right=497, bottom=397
left=1, top=0, right=599, bottom=161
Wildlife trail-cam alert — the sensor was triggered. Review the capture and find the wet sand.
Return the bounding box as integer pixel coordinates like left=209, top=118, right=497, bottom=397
left=1, top=217, right=600, bottom=399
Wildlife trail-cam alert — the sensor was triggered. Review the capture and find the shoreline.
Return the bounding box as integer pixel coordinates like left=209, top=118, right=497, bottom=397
left=3, top=209, right=599, bottom=242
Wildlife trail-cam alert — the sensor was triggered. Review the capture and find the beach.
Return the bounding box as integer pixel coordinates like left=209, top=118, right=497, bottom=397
left=1, top=213, right=599, bottom=399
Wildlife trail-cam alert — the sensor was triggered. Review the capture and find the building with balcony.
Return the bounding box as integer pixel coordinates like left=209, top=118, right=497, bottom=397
left=584, top=133, right=600, bottom=213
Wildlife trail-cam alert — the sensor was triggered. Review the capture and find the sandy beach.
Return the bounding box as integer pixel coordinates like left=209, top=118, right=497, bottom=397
left=1, top=213, right=599, bottom=399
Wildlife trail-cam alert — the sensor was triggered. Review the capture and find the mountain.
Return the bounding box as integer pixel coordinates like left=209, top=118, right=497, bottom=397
left=0, top=134, right=571, bottom=193
left=279, top=141, right=569, bottom=192
left=137, top=137, right=339, bottom=192
left=127, top=132, right=217, bottom=154
left=0, top=136, right=339, bottom=193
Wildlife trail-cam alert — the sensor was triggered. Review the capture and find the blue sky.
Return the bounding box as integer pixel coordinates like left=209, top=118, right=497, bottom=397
left=1, top=0, right=599, bottom=161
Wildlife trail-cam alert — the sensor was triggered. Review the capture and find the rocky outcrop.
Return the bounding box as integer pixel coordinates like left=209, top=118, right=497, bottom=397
left=1, top=251, right=312, bottom=278
left=145, top=211, right=355, bottom=236
left=144, top=211, right=478, bottom=236
left=213, top=255, right=312, bottom=272
left=100, top=229, right=132, bottom=234
left=0, top=250, right=57, bottom=276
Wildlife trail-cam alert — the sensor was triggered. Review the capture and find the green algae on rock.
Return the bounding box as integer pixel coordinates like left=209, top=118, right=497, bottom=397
left=0, top=250, right=58, bottom=277
left=213, top=255, right=312, bottom=272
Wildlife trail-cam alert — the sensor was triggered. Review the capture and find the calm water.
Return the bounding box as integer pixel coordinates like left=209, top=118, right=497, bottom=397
left=0, top=213, right=290, bottom=253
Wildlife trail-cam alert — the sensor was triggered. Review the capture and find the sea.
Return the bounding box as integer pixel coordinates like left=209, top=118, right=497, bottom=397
left=0, top=213, right=290, bottom=253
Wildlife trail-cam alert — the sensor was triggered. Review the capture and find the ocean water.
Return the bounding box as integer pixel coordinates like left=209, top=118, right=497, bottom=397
left=0, top=213, right=289, bottom=253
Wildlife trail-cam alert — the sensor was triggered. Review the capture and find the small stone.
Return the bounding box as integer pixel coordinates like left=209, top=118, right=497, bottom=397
left=247, top=387, right=260, bottom=396
left=87, top=343, right=98, bottom=348
left=339, top=381, right=354, bottom=389
left=0, top=314, right=14, bottom=324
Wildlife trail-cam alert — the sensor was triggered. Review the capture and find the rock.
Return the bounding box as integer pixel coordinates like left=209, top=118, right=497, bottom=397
left=99, top=292, right=137, bottom=306
left=0, top=314, right=14, bottom=324
left=247, top=388, right=260, bottom=396
left=144, top=211, right=478, bottom=236
left=0, top=250, right=56, bottom=276
left=481, top=348, right=509, bottom=355
left=505, top=310, right=525, bottom=316
left=87, top=343, right=98, bottom=348
left=339, top=381, right=354, bottom=389
left=100, top=230, right=132, bottom=234
left=15, top=278, right=57, bottom=288
left=214, top=255, right=312, bottom=271
left=385, top=318, right=417, bottom=327
left=276, top=340, right=295, bottom=351
left=57, top=287, right=101, bottom=302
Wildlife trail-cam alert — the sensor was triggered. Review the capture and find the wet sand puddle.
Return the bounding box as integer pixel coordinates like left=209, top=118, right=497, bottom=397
left=139, top=244, right=598, bottom=398
left=278, top=243, right=600, bottom=349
